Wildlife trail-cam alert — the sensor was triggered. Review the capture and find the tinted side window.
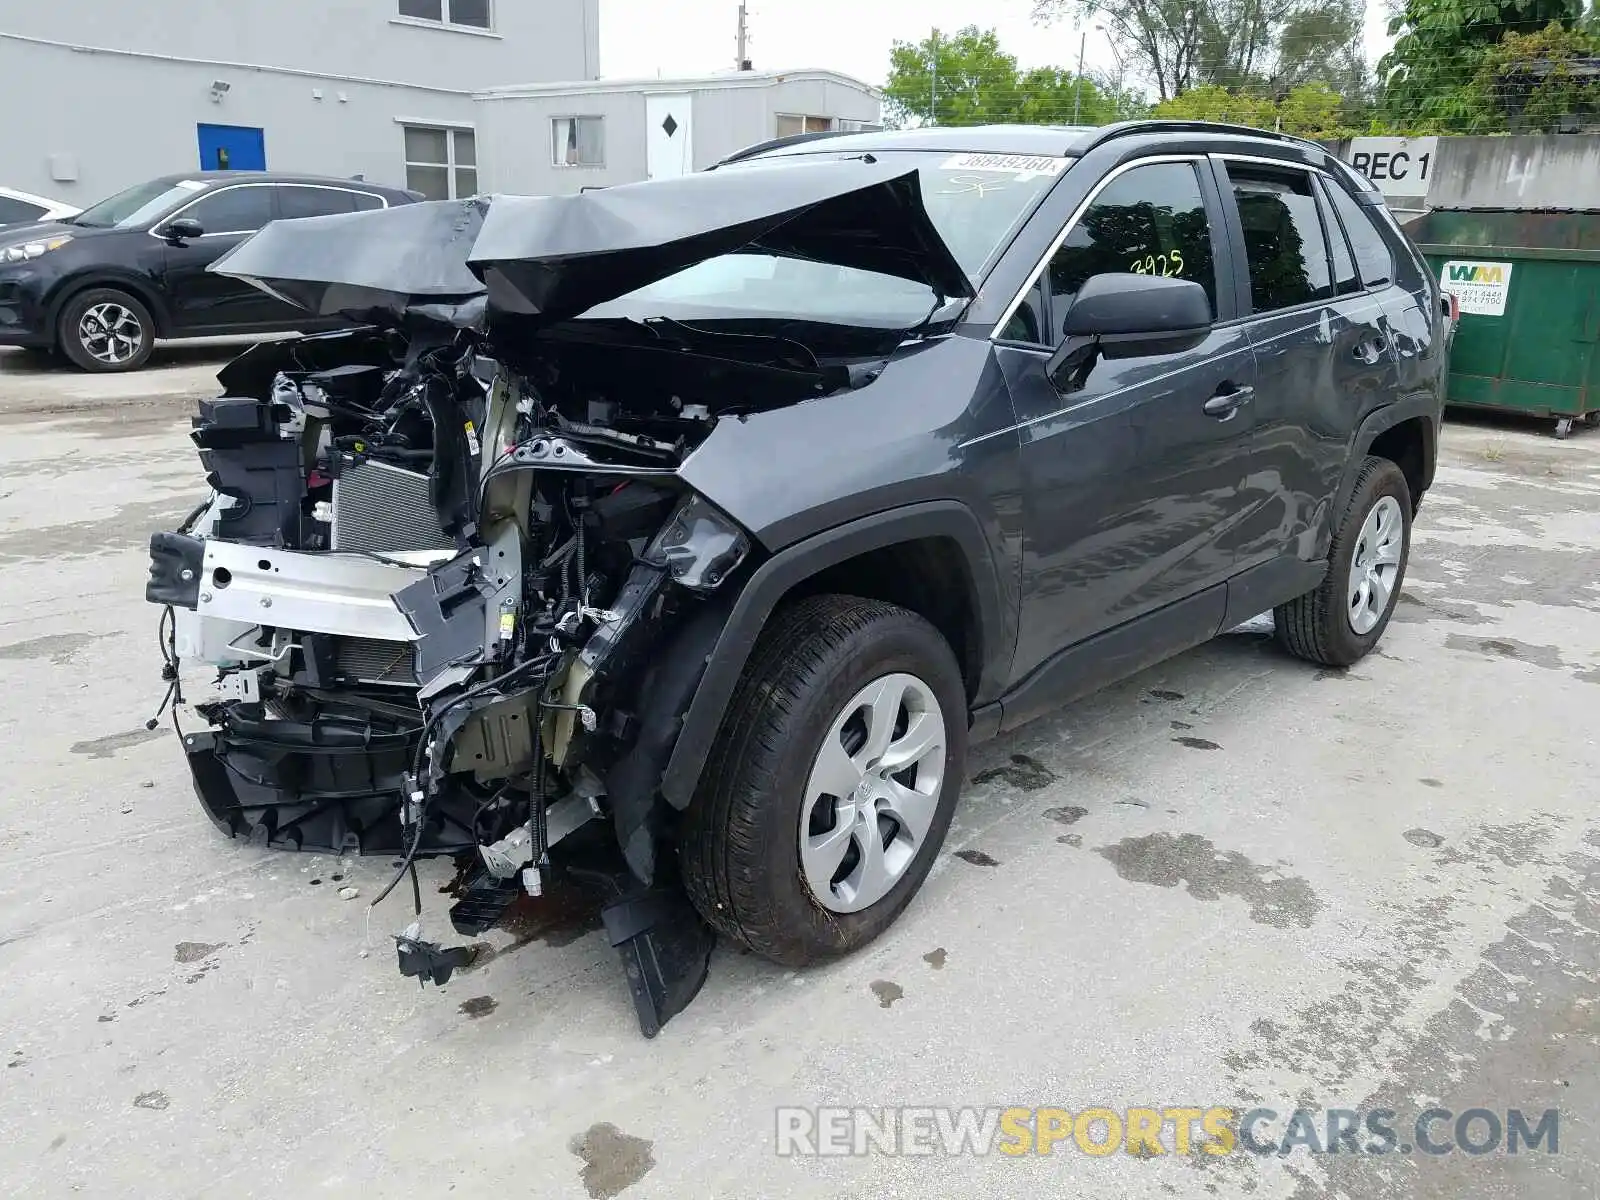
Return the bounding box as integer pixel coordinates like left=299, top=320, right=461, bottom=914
left=278, top=186, right=358, bottom=219
left=1325, top=184, right=1394, bottom=289
left=351, top=192, right=386, bottom=212
left=0, top=196, right=47, bottom=224
left=1226, top=164, right=1334, bottom=312
left=184, top=186, right=275, bottom=234
left=1046, top=162, right=1218, bottom=324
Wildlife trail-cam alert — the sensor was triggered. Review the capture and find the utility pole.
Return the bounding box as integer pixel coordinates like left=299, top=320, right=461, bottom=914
left=929, top=30, right=939, bottom=126
left=1073, top=28, right=1087, bottom=124
left=735, top=2, right=751, bottom=70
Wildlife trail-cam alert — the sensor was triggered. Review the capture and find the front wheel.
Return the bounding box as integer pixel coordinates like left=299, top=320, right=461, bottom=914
left=1275, top=456, right=1412, bottom=668
left=58, top=288, right=154, bottom=372
left=681, top=594, right=967, bottom=967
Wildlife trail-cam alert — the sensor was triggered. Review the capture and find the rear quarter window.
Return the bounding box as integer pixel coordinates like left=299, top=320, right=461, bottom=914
left=278, top=186, right=359, bottom=219
left=1325, top=184, right=1394, bottom=289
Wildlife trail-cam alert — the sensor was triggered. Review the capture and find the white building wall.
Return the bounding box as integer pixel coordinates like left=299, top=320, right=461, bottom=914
left=477, top=91, right=649, bottom=195
left=0, top=0, right=599, bottom=93
left=476, top=72, right=883, bottom=196
left=0, top=0, right=597, bottom=202
left=0, top=37, right=481, bottom=202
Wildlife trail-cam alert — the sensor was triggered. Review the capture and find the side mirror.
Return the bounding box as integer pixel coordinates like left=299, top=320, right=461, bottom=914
left=1048, top=273, right=1213, bottom=392
left=1061, top=273, right=1212, bottom=345
left=162, top=217, right=205, bottom=244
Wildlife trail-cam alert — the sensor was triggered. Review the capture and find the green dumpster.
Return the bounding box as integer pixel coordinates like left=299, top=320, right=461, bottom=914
left=1407, top=209, right=1600, bottom=439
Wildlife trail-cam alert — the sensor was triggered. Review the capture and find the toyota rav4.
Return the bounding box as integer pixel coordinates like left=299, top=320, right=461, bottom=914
left=144, top=121, right=1446, bottom=1036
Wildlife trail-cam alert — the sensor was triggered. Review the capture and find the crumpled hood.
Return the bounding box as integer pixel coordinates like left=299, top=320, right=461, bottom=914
left=208, top=159, right=973, bottom=324
left=468, top=158, right=974, bottom=319
left=209, top=198, right=489, bottom=320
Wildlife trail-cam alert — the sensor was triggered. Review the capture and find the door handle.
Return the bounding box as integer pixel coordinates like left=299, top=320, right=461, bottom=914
left=1354, top=337, right=1388, bottom=363
left=1203, top=385, right=1254, bottom=418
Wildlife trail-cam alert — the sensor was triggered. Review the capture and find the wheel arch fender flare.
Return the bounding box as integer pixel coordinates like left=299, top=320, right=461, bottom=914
left=1327, top=396, right=1440, bottom=535
left=48, top=273, right=173, bottom=341
left=659, top=499, right=1007, bottom=810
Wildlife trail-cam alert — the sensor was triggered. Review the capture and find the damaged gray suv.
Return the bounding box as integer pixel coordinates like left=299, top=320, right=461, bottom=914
left=145, top=122, right=1447, bottom=1035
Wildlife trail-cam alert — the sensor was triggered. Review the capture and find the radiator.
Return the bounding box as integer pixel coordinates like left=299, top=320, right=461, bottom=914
left=331, top=460, right=454, bottom=555
left=333, top=636, right=415, bottom=686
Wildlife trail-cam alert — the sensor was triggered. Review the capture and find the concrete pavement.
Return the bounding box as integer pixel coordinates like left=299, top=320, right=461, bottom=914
left=1, top=352, right=1596, bottom=1199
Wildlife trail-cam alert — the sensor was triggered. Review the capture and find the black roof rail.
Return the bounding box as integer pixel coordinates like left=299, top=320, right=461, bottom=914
left=1074, top=119, right=1332, bottom=163
left=711, top=129, right=856, bottom=169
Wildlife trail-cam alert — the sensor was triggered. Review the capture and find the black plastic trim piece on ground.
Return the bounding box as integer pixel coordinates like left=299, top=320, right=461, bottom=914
left=558, top=823, right=715, bottom=1039
left=448, top=867, right=524, bottom=937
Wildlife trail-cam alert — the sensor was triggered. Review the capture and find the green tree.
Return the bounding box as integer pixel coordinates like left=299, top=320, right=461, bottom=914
left=884, top=26, right=1118, bottom=126
left=1032, top=0, right=1370, bottom=102
left=1379, top=0, right=1588, bottom=129
left=1466, top=22, right=1600, bottom=129
left=1276, top=81, right=1347, bottom=131
left=1013, top=66, right=1119, bottom=124
left=1149, top=80, right=1361, bottom=134
left=1150, top=83, right=1280, bottom=127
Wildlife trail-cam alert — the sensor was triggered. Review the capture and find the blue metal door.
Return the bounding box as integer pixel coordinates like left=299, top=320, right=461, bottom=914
left=196, top=124, right=266, bottom=172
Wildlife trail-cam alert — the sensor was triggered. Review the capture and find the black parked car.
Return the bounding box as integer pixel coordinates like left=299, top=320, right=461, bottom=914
left=145, top=122, right=1446, bottom=1036
left=0, top=172, right=420, bottom=372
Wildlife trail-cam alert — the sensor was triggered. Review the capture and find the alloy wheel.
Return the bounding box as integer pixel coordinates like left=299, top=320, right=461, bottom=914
left=1347, top=495, right=1404, bottom=635
left=78, top=302, right=144, bottom=366
left=799, top=672, right=947, bottom=914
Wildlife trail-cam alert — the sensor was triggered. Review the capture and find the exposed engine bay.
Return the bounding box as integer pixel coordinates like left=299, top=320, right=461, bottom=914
left=143, top=161, right=975, bottom=1036
left=146, top=322, right=799, bottom=1035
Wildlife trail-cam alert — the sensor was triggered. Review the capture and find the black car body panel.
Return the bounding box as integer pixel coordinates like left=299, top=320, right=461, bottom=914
left=0, top=172, right=419, bottom=351
left=140, top=123, right=1445, bottom=1037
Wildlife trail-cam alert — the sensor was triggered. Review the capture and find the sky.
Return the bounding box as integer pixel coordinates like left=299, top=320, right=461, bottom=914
left=598, top=0, right=1396, bottom=91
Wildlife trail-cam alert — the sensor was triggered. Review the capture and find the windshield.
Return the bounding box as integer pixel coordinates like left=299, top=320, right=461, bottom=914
left=585, top=150, right=1067, bottom=329
left=71, top=179, right=206, bottom=229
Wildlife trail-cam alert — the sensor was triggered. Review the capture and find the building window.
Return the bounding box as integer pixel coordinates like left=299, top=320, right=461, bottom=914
left=403, top=126, right=477, bottom=200
left=397, top=0, right=491, bottom=31
left=776, top=114, right=834, bottom=137
left=552, top=117, right=605, bottom=167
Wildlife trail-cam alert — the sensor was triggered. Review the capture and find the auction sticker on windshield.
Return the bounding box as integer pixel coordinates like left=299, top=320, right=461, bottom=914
left=1441, top=260, right=1513, bottom=317
left=942, top=154, right=1069, bottom=180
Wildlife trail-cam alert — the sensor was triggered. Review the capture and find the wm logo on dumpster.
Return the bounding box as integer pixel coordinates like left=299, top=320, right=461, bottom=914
left=1447, top=263, right=1506, bottom=284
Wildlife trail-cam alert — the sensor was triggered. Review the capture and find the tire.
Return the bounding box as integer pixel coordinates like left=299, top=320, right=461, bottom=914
left=57, top=288, right=154, bottom=373
left=681, top=594, right=968, bottom=967
left=1275, top=456, right=1412, bottom=668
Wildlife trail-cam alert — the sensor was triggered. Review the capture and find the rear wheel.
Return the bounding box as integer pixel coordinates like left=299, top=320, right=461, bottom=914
left=58, top=288, right=154, bottom=372
left=1275, top=456, right=1411, bottom=667
left=681, top=595, right=967, bottom=967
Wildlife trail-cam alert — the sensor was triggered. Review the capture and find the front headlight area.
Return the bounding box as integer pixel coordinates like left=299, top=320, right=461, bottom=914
left=643, top=493, right=751, bottom=591
left=0, top=235, right=72, bottom=264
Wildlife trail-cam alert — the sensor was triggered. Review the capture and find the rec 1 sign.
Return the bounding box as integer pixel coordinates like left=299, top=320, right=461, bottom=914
left=1343, top=137, right=1438, bottom=199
